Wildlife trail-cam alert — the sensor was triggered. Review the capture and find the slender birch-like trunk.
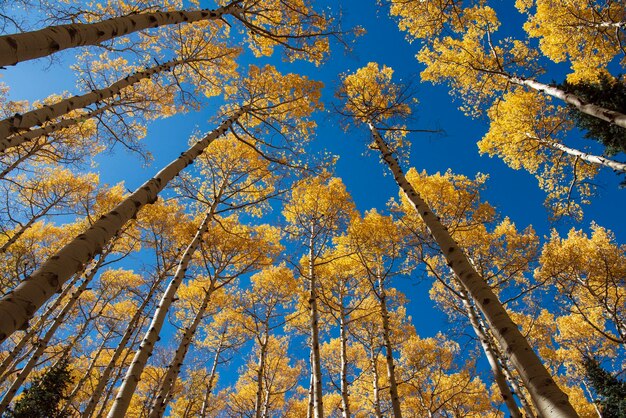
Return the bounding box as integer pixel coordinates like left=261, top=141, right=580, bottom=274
left=0, top=254, right=105, bottom=415
left=376, top=274, right=403, bottom=418
left=254, top=334, right=269, bottom=418
left=478, top=313, right=537, bottom=418
left=0, top=59, right=191, bottom=151
left=370, top=346, right=383, bottom=418
left=2, top=104, right=111, bottom=156
left=509, top=76, right=626, bottom=129
left=308, top=222, right=324, bottom=418
left=0, top=271, right=82, bottom=380
left=94, top=328, right=144, bottom=418
left=0, top=2, right=242, bottom=67
left=148, top=287, right=214, bottom=418
left=106, top=200, right=222, bottom=418
left=0, top=108, right=243, bottom=343
left=199, top=335, right=225, bottom=418
left=307, top=350, right=314, bottom=418
left=526, top=133, right=626, bottom=173
left=368, top=123, right=578, bottom=418
left=459, top=288, right=523, bottom=418
left=82, top=268, right=169, bottom=418
left=339, top=303, right=351, bottom=418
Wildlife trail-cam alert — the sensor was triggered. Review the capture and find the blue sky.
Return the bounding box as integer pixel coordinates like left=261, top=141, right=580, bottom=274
left=2, top=0, right=626, bottom=409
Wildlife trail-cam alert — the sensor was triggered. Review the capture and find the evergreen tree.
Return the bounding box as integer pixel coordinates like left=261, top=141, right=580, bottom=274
left=560, top=75, right=626, bottom=156
left=5, top=359, right=73, bottom=418
left=583, top=357, right=626, bottom=418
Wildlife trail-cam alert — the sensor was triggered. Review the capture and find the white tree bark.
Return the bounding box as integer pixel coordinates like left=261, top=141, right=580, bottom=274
left=82, top=268, right=169, bottom=418
left=0, top=271, right=82, bottom=381
left=339, top=304, right=351, bottom=418
left=308, top=224, right=324, bottom=418
left=148, top=287, right=214, bottom=418
left=460, top=288, right=523, bottom=418
left=0, top=60, right=187, bottom=152
left=0, top=108, right=243, bottom=343
left=1, top=104, right=110, bottom=156
left=370, top=345, right=383, bottom=418
left=510, top=76, right=626, bottom=129
left=106, top=199, right=221, bottom=418
left=526, top=133, right=626, bottom=173
left=0, top=2, right=242, bottom=67
left=377, top=274, right=403, bottom=418
left=0, top=254, right=105, bottom=415
left=368, top=123, right=578, bottom=418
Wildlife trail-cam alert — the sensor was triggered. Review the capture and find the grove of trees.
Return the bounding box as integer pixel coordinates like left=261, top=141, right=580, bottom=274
left=0, top=0, right=625, bottom=417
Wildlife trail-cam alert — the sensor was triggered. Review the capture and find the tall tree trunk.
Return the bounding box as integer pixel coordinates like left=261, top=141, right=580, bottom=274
left=93, top=326, right=144, bottom=418
left=377, top=274, right=403, bottom=418
left=0, top=2, right=242, bottom=67
left=106, top=199, right=222, bottom=418
left=0, top=108, right=244, bottom=343
left=0, top=253, right=106, bottom=415
left=368, top=123, right=578, bottom=418
left=0, top=270, right=83, bottom=380
left=339, top=302, right=351, bottom=418
left=2, top=104, right=111, bottom=158
left=478, top=313, right=537, bottom=418
left=254, top=334, right=269, bottom=418
left=459, top=287, right=523, bottom=418
left=370, top=345, right=383, bottom=418
left=0, top=59, right=191, bottom=151
left=308, top=222, right=324, bottom=418
left=148, top=287, right=214, bottom=418
left=81, top=269, right=166, bottom=418
left=527, top=134, right=626, bottom=173
left=307, top=349, right=314, bottom=418
left=199, top=334, right=225, bottom=418
left=509, top=76, right=626, bottom=129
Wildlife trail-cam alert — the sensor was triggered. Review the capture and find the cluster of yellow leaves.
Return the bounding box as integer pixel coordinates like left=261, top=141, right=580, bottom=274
left=340, top=62, right=411, bottom=124
left=224, top=64, right=323, bottom=160
left=479, top=89, right=598, bottom=220
left=218, top=0, right=330, bottom=64
left=417, top=6, right=538, bottom=116
left=283, top=175, right=355, bottom=236
left=389, top=0, right=467, bottom=39
left=537, top=224, right=626, bottom=345
left=194, top=134, right=278, bottom=218
left=519, top=0, right=626, bottom=83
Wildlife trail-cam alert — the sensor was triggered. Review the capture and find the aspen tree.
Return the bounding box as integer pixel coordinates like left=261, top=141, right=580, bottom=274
left=0, top=64, right=321, bottom=342
left=479, top=89, right=625, bottom=220
left=339, top=63, right=578, bottom=418
left=390, top=3, right=626, bottom=130
left=0, top=0, right=333, bottom=67
left=343, top=210, right=409, bottom=418
left=148, top=219, right=282, bottom=417
left=402, top=169, right=540, bottom=416
left=283, top=175, right=355, bottom=418
left=103, top=66, right=320, bottom=417
left=316, top=247, right=369, bottom=418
